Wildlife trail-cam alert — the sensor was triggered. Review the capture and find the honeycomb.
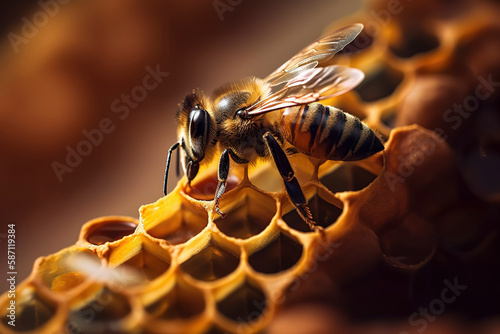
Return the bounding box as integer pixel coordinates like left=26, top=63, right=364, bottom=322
left=2, top=0, right=500, bottom=333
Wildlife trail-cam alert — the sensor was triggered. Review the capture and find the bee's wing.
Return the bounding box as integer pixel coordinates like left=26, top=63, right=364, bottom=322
left=67, top=253, right=144, bottom=286
left=264, top=24, right=363, bottom=87
left=247, top=65, right=364, bottom=115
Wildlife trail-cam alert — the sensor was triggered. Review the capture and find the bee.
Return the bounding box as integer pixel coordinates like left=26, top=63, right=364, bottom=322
left=163, top=24, right=384, bottom=230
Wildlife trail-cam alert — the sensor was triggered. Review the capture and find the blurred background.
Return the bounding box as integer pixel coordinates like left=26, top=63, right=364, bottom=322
left=0, top=0, right=361, bottom=293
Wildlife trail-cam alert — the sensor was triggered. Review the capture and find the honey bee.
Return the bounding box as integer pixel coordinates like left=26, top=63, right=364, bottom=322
left=163, top=24, right=383, bottom=230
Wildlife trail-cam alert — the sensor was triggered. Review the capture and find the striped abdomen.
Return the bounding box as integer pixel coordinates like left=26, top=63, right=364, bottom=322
left=280, top=103, right=384, bottom=161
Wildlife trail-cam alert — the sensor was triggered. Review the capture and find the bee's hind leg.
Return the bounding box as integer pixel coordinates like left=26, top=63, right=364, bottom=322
left=263, top=133, right=319, bottom=231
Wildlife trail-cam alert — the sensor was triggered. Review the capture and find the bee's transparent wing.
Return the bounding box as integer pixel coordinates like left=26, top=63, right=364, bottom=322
left=264, top=24, right=363, bottom=87
left=67, top=253, right=144, bottom=286
left=247, top=65, right=364, bottom=115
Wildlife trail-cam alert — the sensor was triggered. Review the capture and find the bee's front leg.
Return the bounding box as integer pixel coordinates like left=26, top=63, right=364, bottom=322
left=263, top=132, right=319, bottom=231
left=214, top=149, right=230, bottom=218
left=163, top=142, right=180, bottom=196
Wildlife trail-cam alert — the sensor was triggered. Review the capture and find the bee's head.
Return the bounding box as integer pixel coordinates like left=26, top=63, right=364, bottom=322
left=176, top=91, right=215, bottom=183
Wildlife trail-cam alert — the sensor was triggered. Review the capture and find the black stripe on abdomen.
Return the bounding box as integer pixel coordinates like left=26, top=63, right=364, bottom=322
left=339, top=117, right=363, bottom=160
left=325, top=108, right=346, bottom=160
left=308, top=104, right=324, bottom=152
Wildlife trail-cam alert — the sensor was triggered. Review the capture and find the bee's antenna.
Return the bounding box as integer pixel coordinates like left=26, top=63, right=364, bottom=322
left=163, top=142, right=180, bottom=196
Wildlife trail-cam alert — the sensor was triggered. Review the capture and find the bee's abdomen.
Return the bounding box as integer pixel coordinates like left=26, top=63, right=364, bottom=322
left=280, top=103, right=384, bottom=161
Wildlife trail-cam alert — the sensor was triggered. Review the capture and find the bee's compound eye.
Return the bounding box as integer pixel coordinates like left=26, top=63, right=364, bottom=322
left=188, top=108, right=210, bottom=161
left=189, top=109, right=207, bottom=141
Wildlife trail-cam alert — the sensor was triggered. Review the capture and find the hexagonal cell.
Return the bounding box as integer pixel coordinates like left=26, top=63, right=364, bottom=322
left=82, top=216, right=138, bottom=245
left=145, top=280, right=205, bottom=320
left=216, top=280, right=268, bottom=323
left=1, top=287, right=57, bottom=331
left=214, top=188, right=276, bottom=239
left=68, top=288, right=131, bottom=334
left=320, top=163, right=378, bottom=193
left=389, top=25, right=440, bottom=59
left=185, top=171, right=240, bottom=201
left=119, top=251, right=170, bottom=284
left=381, top=110, right=397, bottom=129
left=36, top=248, right=99, bottom=293
left=248, top=233, right=303, bottom=274
left=283, top=192, right=343, bottom=232
left=379, top=214, right=436, bottom=269
left=354, top=62, right=404, bottom=102
left=109, top=236, right=171, bottom=286
left=145, top=201, right=208, bottom=245
left=180, top=239, right=240, bottom=282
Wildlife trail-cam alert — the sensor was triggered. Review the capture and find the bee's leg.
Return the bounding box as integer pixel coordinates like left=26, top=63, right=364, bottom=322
left=263, top=132, right=319, bottom=231
left=214, top=149, right=230, bottom=218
